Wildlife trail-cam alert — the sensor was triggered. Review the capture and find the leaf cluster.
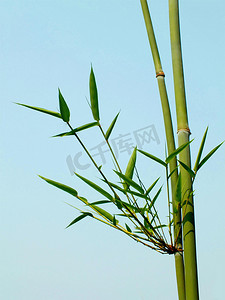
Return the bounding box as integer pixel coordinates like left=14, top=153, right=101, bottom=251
left=16, top=68, right=223, bottom=255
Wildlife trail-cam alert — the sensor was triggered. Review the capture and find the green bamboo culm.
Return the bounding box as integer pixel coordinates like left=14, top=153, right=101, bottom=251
left=140, top=1, right=185, bottom=299
left=168, top=0, right=199, bottom=299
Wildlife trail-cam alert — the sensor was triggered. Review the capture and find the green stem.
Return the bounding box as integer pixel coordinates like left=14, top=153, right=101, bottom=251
left=168, top=1, right=199, bottom=299
left=140, top=1, right=185, bottom=299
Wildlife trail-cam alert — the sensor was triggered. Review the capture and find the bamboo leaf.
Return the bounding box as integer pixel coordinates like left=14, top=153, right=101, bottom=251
left=178, top=160, right=195, bottom=178
left=39, top=176, right=78, bottom=197
left=91, top=205, right=115, bottom=223
left=116, top=213, right=134, bottom=218
left=138, top=149, right=167, bottom=167
left=58, top=88, right=70, bottom=122
left=69, top=196, right=116, bottom=223
left=145, top=177, right=160, bottom=196
left=125, top=224, right=132, bottom=232
left=175, top=174, right=182, bottom=204
left=193, top=127, right=208, bottom=172
left=66, top=212, right=93, bottom=228
left=115, top=198, right=123, bottom=209
left=144, top=218, right=152, bottom=229
left=15, top=103, right=62, bottom=119
left=197, top=142, right=224, bottom=171
left=120, top=201, right=139, bottom=213
left=87, top=200, right=110, bottom=206
left=103, top=180, right=147, bottom=199
left=105, top=112, right=120, bottom=140
left=124, top=189, right=148, bottom=199
left=168, top=166, right=179, bottom=179
left=125, top=147, right=137, bottom=180
left=52, top=122, right=98, bottom=137
left=148, top=186, right=162, bottom=211
left=89, top=67, right=100, bottom=121
left=165, top=140, right=193, bottom=164
left=114, top=171, right=144, bottom=194
left=112, top=215, right=117, bottom=225
left=154, top=224, right=167, bottom=229
left=75, top=173, right=114, bottom=201
left=102, top=180, right=126, bottom=194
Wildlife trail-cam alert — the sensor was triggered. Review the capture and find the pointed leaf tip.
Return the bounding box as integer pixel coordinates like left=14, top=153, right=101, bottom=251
left=138, top=149, right=167, bottom=167
left=15, top=103, right=62, bottom=119
left=114, top=170, right=144, bottom=194
left=89, top=67, right=100, bottom=121
left=125, top=147, right=137, bottom=181
left=105, top=112, right=120, bottom=140
left=193, top=127, right=208, bottom=172
left=178, top=160, right=195, bottom=178
left=165, top=140, right=193, bottom=164
left=66, top=213, right=93, bottom=228
left=58, top=88, right=70, bottom=122
left=75, top=173, right=114, bottom=201
left=52, top=122, right=98, bottom=137
left=197, top=141, right=224, bottom=171
left=39, top=175, right=78, bottom=197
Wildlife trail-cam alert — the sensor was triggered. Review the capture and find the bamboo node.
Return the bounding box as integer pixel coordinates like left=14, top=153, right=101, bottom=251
left=177, top=127, right=191, bottom=134
left=156, top=71, right=165, bottom=78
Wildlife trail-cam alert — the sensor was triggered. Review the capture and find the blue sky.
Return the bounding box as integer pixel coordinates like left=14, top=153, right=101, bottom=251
left=1, top=1, right=225, bottom=299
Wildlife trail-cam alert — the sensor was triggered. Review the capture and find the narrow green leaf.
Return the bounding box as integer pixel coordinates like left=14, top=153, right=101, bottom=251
left=58, top=89, right=70, bottom=122
left=89, top=67, right=100, bottom=121
left=91, top=205, right=115, bottom=223
left=197, top=142, right=224, bottom=171
left=178, top=160, right=195, bottom=178
left=168, top=166, right=179, bottom=179
left=102, top=180, right=126, bottom=194
left=15, top=103, right=62, bottom=119
left=148, top=186, right=162, bottom=211
left=66, top=213, right=93, bottom=228
left=138, top=149, right=167, bottom=167
left=144, top=218, right=153, bottom=230
left=103, top=180, right=147, bottom=199
left=120, top=201, right=139, bottom=213
left=154, top=224, right=167, bottom=229
left=115, top=198, right=123, bottom=209
left=53, top=122, right=98, bottom=137
left=125, top=147, right=137, bottom=180
left=150, top=212, right=157, bottom=225
left=39, top=176, right=78, bottom=197
left=105, top=112, right=120, bottom=140
left=165, top=140, right=193, bottom=164
left=145, top=177, right=160, bottom=196
left=124, top=189, right=148, bottom=199
left=125, top=224, right=132, bottom=232
left=114, top=171, right=144, bottom=194
left=175, top=174, right=182, bottom=204
left=116, top=213, right=134, bottom=218
left=75, top=173, right=114, bottom=201
left=87, top=200, right=110, bottom=206
left=112, top=215, right=117, bottom=225
left=193, top=127, right=208, bottom=172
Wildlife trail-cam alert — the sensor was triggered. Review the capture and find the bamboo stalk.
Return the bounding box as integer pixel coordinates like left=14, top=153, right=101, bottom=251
left=140, top=1, right=185, bottom=299
left=168, top=0, right=199, bottom=299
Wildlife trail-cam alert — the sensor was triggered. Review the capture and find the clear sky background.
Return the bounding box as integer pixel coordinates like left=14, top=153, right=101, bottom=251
left=1, top=1, right=225, bottom=299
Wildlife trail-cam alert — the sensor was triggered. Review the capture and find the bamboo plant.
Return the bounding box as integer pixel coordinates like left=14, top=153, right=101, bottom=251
left=16, top=1, right=223, bottom=299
